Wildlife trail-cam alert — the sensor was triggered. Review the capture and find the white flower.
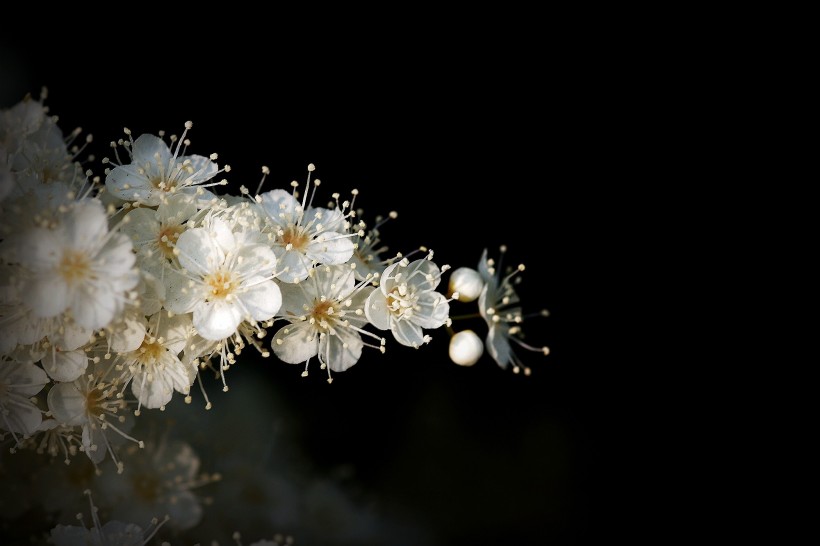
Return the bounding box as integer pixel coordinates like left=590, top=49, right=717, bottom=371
left=165, top=217, right=281, bottom=341
left=16, top=199, right=139, bottom=331
left=119, top=193, right=199, bottom=277
left=0, top=359, right=48, bottom=444
left=50, top=490, right=167, bottom=546
left=258, top=183, right=354, bottom=283
left=477, top=248, right=550, bottom=374
left=47, top=372, right=142, bottom=467
left=96, top=439, right=215, bottom=531
left=120, top=312, right=194, bottom=411
left=272, top=264, right=380, bottom=381
left=365, top=254, right=451, bottom=348
left=105, top=124, right=224, bottom=206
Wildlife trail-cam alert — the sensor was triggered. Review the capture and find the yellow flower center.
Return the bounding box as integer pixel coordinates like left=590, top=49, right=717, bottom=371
left=58, top=251, right=91, bottom=285
left=157, top=225, right=184, bottom=259
left=281, top=226, right=310, bottom=251
left=204, top=270, right=237, bottom=300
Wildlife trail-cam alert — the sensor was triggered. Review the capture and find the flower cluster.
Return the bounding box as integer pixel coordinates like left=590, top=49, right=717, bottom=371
left=1, top=91, right=552, bottom=542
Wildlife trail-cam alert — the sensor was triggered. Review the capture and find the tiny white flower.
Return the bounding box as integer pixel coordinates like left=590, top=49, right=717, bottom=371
left=50, top=490, right=167, bottom=546
left=258, top=183, right=354, bottom=283
left=105, top=125, right=223, bottom=206
left=16, top=199, right=139, bottom=331
left=365, top=254, right=451, bottom=348
left=346, top=210, right=398, bottom=282
left=165, top=217, right=281, bottom=341
left=119, top=193, right=199, bottom=277
left=478, top=248, right=550, bottom=374
left=120, top=312, right=195, bottom=411
left=272, top=264, right=380, bottom=381
left=0, top=358, right=48, bottom=444
left=97, top=439, right=214, bottom=531
left=47, top=373, right=141, bottom=466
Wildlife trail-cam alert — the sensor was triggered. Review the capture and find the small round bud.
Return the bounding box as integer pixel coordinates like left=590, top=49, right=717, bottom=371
left=448, top=330, right=484, bottom=366
left=448, top=267, right=484, bottom=302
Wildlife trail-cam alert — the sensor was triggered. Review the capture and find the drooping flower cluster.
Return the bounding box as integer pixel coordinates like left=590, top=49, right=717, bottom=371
left=1, top=91, right=552, bottom=542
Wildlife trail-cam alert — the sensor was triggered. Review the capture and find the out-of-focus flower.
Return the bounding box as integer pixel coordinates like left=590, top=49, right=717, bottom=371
left=0, top=358, right=48, bottom=445
left=478, top=247, right=550, bottom=374
left=365, top=253, right=451, bottom=348
left=16, top=199, right=138, bottom=331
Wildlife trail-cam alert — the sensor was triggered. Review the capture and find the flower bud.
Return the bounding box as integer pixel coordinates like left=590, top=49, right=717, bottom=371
left=449, top=330, right=484, bottom=366
left=448, top=267, right=484, bottom=302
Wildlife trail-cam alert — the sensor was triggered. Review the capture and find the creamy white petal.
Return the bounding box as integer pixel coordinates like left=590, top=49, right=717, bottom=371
left=486, top=324, right=512, bottom=369
left=275, top=249, right=311, bottom=283
left=42, top=349, right=88, bottom=382
left=109, top=312, right=147, bottom=353
left=193, top=299, right=242, bottom=340
left=364, top=290, right=392, bottom=330
left=70, top=283, right=118, bottom=330
left=132, top=133, right=172, bottom=167
left=157, top=193, right=198, bottom=224
left=26, top=277, right=70, bottom=318
left=106, top=164, right=154, bottom=202
left=404, top=259, right=442, bottom=291
left=237, top=278, right=281, bottom=321
left=410, top=291, right=450, bottom=329
left=0, top=360, right=48, bottom=397
left=153, top=313, right=192, bottom=355
left=320, top=328, right=363, bottom=372
left=82, top=425, right=107, bottom=464
left=163, top=269, right=201, bottom=314
left=259, top=189, right=299, bottom=227
left=306, top=231, right=354, bottom=265
left=390, top=319, right=426, bottom=348
left=53, top=319, right=93, bottom=351
left=64, top=200, right=108, bottom=253
left=176, top=228, right=221, bottom=276
left=271, top=323, right=318, bottom=364
left=47, top=382, right=87, bottom=426
left=182, top=154, right=218, bottom=183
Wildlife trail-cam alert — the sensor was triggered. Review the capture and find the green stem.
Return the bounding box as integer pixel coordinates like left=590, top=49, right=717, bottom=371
left=450, top=313, right=482, bottom=321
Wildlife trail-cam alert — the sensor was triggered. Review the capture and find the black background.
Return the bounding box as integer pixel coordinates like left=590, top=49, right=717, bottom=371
left=2, top=39, right=622, bottom=545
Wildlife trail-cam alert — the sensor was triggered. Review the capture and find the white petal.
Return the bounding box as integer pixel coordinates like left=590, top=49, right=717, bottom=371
left=235, top=243, right=277, bottom=278
left=271, top=323, right=318, bottom=364
left=404, top=258, right=442, bottom=291
left=131, top=369, right=172, bottom=409
left=306, top=231, right=354, bottom=265
left=54, top=320, right=94, bottom=351
left=176, top=227, right=222, bottom=277
left=120, top=207, right=160, bottom=248
left=47, top=382, right=87, bottom=426
left=390, top=319, right=426, bottom=348
left=105, top=164, right=153, bottom=202
left=259, top=189, right=299, bottom=227
left=25, top=277, right=70, bottom=319
left=0, top=361, right=47, bottom=397
left=0, top=397, right=42, bottom=435
left=163, top=269, right=201, bottom=314
left=157, top=192, right=198, bottom=224
left=193, top=300, right=242, bottom=340
left=304, top=206, right=345, bottom=233
left=154, top=312, right=192, bottom=354
left=132, top=133, right=171, bottom=166
left=17, top=226, right=62, bottom=269
left=364, top=289, right=391, bottom=331
left=109, top=312, right=147, bottom=353
left=277, top=280, right=311, bottom=318
left=410, top=291, right=450, bottom=329
left=64, top=200, right=108, bottom=253
left=95, top=232, right=138, bottom=277
left=320, top=328, right=363, bottom=372
left=70, top=283, right=119, bottom=330
left=82, top=425, right=107, bottom=464
left=182, top=154, right=218, bottom=184
left=486, top=324, right=512, bottom=369
left=237, top=278, right=281, bottom=321
left=42, top=349, right=88, bottom=382
left=477, top=248, right=493, bottom=281
left=275, top=249, right=311, bottom=283
left=208, top=217, right=236, bottom=255
left=378, top=261, right=402, bottom=293
left=315, top=264, right=355, bottom=298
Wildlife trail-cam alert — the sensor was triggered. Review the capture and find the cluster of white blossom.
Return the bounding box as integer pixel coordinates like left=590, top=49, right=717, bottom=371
left=0, top=91, right=550, bottom=543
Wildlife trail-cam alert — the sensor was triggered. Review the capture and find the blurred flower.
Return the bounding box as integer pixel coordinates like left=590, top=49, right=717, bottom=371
left=0, top=358, right=48, bottom=445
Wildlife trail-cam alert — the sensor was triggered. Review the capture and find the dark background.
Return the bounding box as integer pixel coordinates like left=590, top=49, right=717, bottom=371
left=2, top=40, right=621, bottom=545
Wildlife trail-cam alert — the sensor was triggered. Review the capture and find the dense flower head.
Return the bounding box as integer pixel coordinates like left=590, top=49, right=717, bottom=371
left=1, top=93, right=553, bottom=544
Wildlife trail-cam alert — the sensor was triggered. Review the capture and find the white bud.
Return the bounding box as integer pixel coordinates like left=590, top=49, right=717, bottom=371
left=448, top=267, right=484, bottom=302
left=448, top=330, right=484, bottom=366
